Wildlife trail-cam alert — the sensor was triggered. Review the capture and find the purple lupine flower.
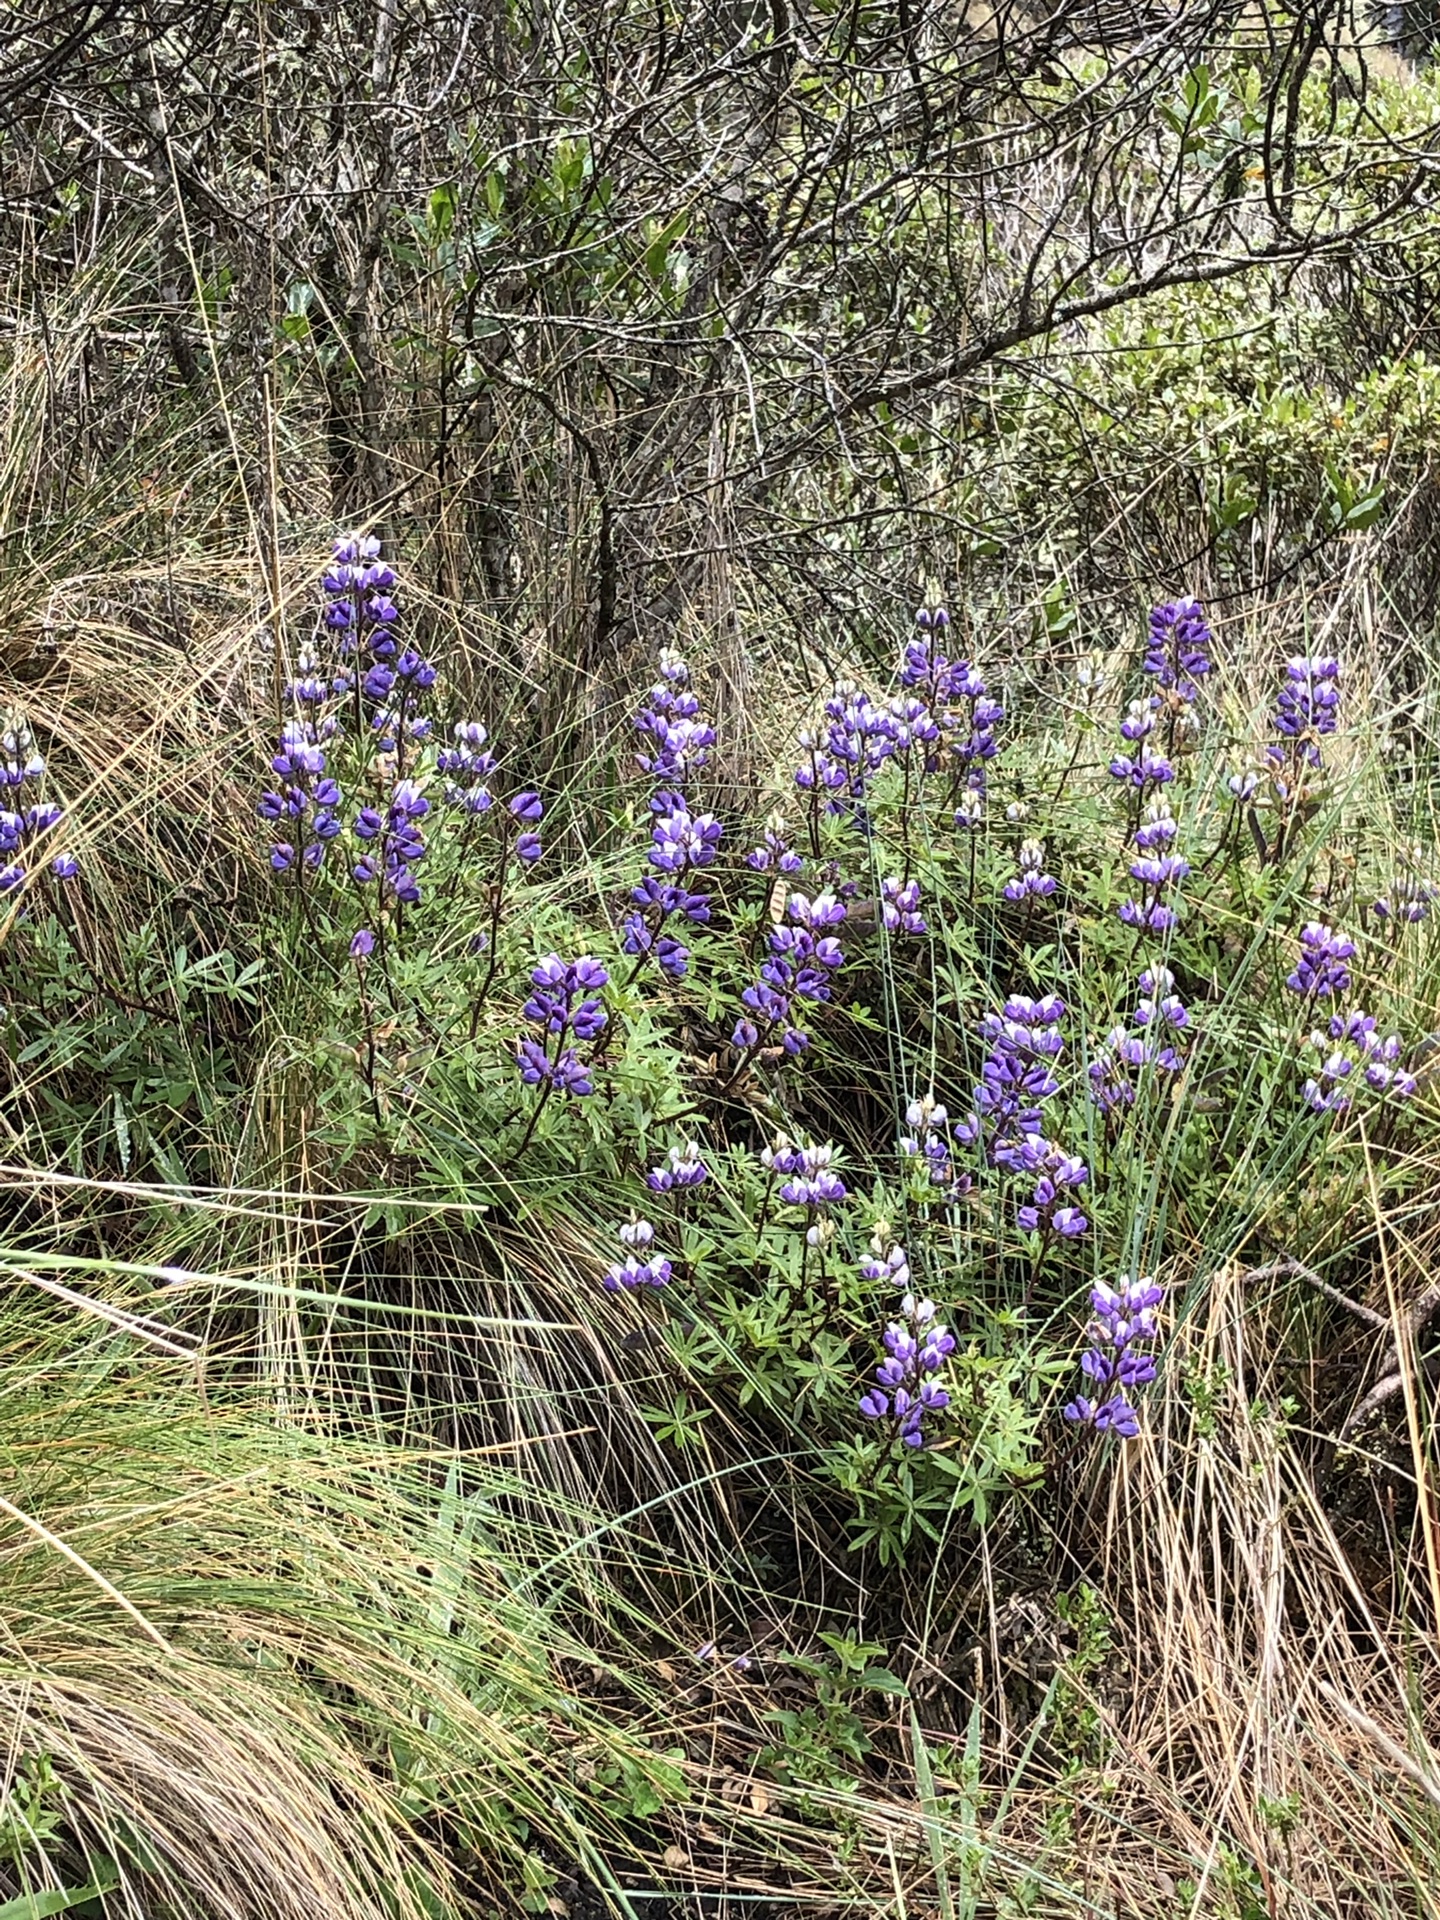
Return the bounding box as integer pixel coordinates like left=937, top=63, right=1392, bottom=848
left=0, top=712, right=74, bottom=890
left=285, top=644, right=334, bottom=706
left=438, top=720, right=498, bottom=814
left=859, top=1289, right=955, bottom=1448
left=1227, top=770, right=1260, bottom=802
left=351, top=776, right=432, bottom=906
left=649, top=795, right=723, bottom=873
left=901, top=607, right=1005, bottom=782
left=1134, top=964, right=1189, bottom=1033
left=624, top=789, right=722, bottom=978
left=508, top=790, right=544, bottom=864
left=1088, top=968, right=1187, bottom=1114
left=515, top=954, right=609, bottom=1097
left=860, top=1228, right=911, bottom=1289
left=1286, top=923, right=1355, bottom=1000
left=880, top=876, right=926, bottom=934
left=777, top=1141, right=847, bottom=1244
left=1370, top=870, right=1435, bottom=926
left=1002, top=838, right=1056, bottom=902
left=262, top=718, right=343, bottom=877
left=963, top=994, right=1066, bottom=1166
left=1270, top=656, right=1340, bottom=774
left=1132, top=796, right=1178, bottom=852
left=746, top=813, right=804, bottom=875
left=1117, top=798, right=1187, bottom=929
left=634, top=650, right=717, bottom=787
left=1063, top=1274, right=1164, bottom=1439
left=733, top=892, right=846, bottom=1054
left=793, top=681, right=899, bottom=827
left=1109, top=742, right=1176, bottom=793
left=1145, top=597, right=1212, bottom=702
left=1301, top=1009, right=1417, bottom=1109
left=324, top=536, right=441, bottom=760
left=900, top=1092, right=971, bottom=1197
left=350, top=928, right=375, bottom=961
left=602, top=1217, right=672, bottom=1291
left=1016, top=1140, right=1090, bottom=1237
left=646, top=1139, right=709, bottom=1192
left=1119, top=696, right=1156, bottom=745
left=954, top=786, right=984, bottom=831
left=885, top=693, right=942, bottom=763
left=759, top=1135, right=808, bottom=1177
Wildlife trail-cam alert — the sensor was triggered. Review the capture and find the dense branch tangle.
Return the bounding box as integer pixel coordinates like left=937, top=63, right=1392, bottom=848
left=2, top=1, right=1436, bottom=672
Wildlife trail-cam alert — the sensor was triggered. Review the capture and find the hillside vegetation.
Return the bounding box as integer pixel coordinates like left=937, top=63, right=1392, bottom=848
left=3, top=5, right=1440, bottom=1918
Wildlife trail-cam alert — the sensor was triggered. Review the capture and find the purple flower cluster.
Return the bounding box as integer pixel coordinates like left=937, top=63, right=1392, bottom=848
left=1088, top=966, right=1189, bottom=1115
left=901, top=606, right=1004, bottom=787
left=795, top=683, right=899, bottom=821
left=900, top=1092, right=971, bottom=1197
left=1, top=711, right=77, bottom=891
left=961, top=994, right=1066, bottom=1165
left=1064, top=1275, right=1164, bottom=1439
left=746, top=813, right=804, bottom=876
left=325, top=534, right=436, bottom=759
left=733, top=890, right=846, bottom=1055
left=1285, top=922, right=1354, bottom=1001
left=602, top=1216, right=672, bottom=1292
left=1119, top=798, right=1189, bottom=931
left=646, top=1139, right=709, bottom=1192
left=1002, top=837, right=1056, bottom=903
left=263, top=536, right=464, bottom=908
left=262, top=718, right=343, bottom=876
left=634, top=650, right=717, bottom=787
left=352, top=777, right=429, bottom=905
left=1269, top=656, right=1340, bottom=783
left=437, top=720, right=495, bottom=817
left=953, top=787, right=984, bottom=831
left=1014, top=1140, right=1089, bottom=1238
left=1371, top=881, right=1434, bottom=925
left=860, top=1227, right=911, bottom=1289
left=953, top=995, right=1091, bottom=1237
left=435, top=722, right=544, bottom=864
left=1144, top=597, right=1212, bottom=702
left=622, top=790, right=721, bottom=979
left=880, top=876, right=926, bottom=934
left=765, top=1138, right=847, bottom=1245
left=1280, top=924, right=1415, bottom=1112
left=516, top=954, right=609, bottom=1097
left=1108, top=695, right=1176, bottom=798
left=858, top=1289, right=955, bottom=1448
left=627, top=652, right=721, bottom=979
left=1302, top=1010, right=1417, bottom=1113
left=792, top=611, right=1002, bottom=837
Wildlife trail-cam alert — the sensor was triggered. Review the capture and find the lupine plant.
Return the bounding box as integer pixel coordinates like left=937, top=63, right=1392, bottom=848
left=241, top=566, right=1436, bottom=1550
left=3, top=533, right=1428, bottom=1579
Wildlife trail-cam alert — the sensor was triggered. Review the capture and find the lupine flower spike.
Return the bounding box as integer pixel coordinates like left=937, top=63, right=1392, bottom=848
left=1, top=710, right=76, bottom=890
left=733, top=890, right=846, bottom=1056
left=1064, top=1275, right=1165, bottom=1438
left=628, top=653, right=720, bottom=978
left=774, top=1141, right=847, bottom=1247
left=603, top=1217, right=672, bottom=1292
left=516, top=954, right=609, bottom=1097
left=647, top=1140, right=709, bottom=1192
left=859, top=1288, right=956, bottom=1448
left=1285, top=923, right=1355, bottom=1001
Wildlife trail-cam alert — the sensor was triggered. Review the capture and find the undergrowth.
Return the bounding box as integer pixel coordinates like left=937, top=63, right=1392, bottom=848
left=1, top=528, right=1439, bottom=1919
